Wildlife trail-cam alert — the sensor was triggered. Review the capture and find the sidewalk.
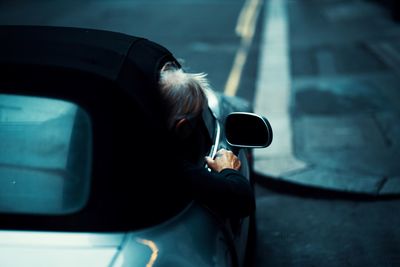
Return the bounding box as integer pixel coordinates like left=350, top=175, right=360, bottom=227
left=254, top=0, right=400, bottom=195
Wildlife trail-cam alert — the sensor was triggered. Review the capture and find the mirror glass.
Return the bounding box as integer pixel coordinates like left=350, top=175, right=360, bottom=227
left=225, top=112, right=272, bottom=148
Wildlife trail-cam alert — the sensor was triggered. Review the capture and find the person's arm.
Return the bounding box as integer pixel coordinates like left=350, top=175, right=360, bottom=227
left=183, top=149, right=255, bottom=218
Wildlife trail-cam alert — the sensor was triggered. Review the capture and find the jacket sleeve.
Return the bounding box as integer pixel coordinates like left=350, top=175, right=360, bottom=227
left=182, top=161, right=256, bottom=218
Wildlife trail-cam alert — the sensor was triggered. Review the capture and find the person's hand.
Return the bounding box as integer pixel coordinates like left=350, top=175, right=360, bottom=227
left=205, top=148, right=241, bottom=172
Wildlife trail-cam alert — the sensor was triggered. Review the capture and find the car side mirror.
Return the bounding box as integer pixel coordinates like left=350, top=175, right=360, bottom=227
left=225, top=112, right=273, bottom=148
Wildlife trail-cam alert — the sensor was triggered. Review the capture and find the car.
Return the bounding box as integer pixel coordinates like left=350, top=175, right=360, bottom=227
left=372, top=0, right=400, bottom=21
left=0, top=25, right=272, bottom=267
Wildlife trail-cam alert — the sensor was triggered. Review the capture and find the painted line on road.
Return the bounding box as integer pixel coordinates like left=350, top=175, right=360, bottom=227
left=224, top=0, right=263, bottom=96
left=254, top=0, right=307, bottom=177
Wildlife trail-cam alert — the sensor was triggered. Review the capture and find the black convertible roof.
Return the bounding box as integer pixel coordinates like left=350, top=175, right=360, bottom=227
left=0, top=25, right=180, bottom=117
left=0, top=26, right=187, bottom=230
left=0, top=25, right=178, bottom=87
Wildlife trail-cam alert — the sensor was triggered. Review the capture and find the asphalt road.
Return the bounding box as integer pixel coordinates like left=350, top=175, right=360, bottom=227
left=253, top=175, right=400, bottom=267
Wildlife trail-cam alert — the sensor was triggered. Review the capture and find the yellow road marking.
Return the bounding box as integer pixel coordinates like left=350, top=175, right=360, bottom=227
left=224, top=0, right=263, bottom=96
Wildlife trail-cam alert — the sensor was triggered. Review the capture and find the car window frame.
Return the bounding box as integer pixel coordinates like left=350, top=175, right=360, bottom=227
left=201, top=106, right=221, bottom=162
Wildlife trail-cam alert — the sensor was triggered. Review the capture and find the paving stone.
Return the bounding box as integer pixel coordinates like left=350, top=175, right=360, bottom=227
left=283, top=166, right=383, bottom=194
left=296, top=115, right=387, bottom=151
left=380, top=176, right=400, bottom=195
left=259, top=0, right=400, bottom=196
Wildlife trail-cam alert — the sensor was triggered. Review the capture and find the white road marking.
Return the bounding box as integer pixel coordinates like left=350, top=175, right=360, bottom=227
left=254, top=0, right=307, bottom=177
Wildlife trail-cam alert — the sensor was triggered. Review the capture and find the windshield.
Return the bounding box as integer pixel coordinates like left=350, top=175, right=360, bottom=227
left=0, top=94, right=92, bottom=215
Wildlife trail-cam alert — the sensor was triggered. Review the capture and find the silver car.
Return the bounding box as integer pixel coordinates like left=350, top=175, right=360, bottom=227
left=0, top=25, right=272, bottom=267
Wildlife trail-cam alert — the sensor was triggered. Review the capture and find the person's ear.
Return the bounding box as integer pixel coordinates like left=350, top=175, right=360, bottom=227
left=161, top=61, right=178, bottom=72
left=174, top=118, right=192, bottom=139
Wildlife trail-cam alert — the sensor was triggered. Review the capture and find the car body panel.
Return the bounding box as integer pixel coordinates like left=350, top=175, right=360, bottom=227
left=0, top=202, right=233, bottom=267
left=0, top=231, right=124, bottom=267
left=115, top=203, right=232, bottom=267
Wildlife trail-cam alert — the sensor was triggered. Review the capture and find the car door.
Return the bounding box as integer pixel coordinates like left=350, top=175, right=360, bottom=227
left=198, top=105, right=253, bottom=267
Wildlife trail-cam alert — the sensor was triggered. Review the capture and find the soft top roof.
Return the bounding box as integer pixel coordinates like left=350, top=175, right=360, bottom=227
left=0, top=25, right=178, bottom=88
left=0, top=25, right=180, bottom=118
left=0, top=24, right=181, bottom=145
left=0, top=26, right=188, bottom=230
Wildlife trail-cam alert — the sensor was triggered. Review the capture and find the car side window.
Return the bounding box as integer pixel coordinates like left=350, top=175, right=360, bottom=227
left=0, top=94, right=92, bottom=215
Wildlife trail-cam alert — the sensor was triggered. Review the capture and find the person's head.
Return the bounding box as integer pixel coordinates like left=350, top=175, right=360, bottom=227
left=159, top=61, right=210, bottom=138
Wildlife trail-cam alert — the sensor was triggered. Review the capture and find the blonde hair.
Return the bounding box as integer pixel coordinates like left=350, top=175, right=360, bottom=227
left=159, top=64, right=210, bottom=129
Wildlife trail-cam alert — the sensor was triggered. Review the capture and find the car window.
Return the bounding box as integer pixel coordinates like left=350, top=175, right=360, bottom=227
left=0, top=94, right=92, bottom=215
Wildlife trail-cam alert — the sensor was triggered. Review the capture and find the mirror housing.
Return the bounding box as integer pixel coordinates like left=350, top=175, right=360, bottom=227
left=225, top=112, right=273, bottom=148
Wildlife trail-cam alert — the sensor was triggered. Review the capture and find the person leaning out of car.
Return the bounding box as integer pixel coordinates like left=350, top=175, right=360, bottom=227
left=158, top=61, right=255, bottom=219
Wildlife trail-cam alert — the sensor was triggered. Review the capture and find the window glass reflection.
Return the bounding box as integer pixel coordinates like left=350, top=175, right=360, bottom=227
left=0, top=94, right=92, bottom=215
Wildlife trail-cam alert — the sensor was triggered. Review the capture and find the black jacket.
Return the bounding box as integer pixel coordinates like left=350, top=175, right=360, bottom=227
left=182, top=161, right=256, bottom=218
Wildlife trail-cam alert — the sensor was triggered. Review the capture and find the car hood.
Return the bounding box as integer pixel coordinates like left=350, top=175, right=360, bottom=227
left=0, top=231, right=126, bottom=267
